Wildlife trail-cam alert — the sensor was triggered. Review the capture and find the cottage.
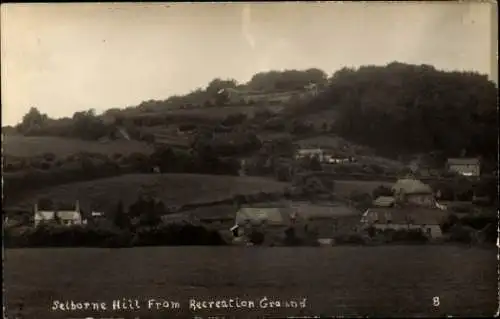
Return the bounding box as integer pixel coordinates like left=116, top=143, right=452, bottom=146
left=34, top=200, right=85, bottom=227
left=392, top=178, right=435, bottom=207
left=446, top=158, right=481, bottom=177
left=230, top=204, right=294, bottom=242
left=292, top=202, right=360, bottom=240
left=360, top=207, right=447, bottom=238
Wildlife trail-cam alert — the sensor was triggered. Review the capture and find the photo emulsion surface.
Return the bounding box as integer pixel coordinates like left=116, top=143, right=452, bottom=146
left=1, top=2, right=498, bottom=318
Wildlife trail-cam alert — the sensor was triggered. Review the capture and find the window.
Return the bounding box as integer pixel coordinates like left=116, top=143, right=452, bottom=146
left=426, top=228, right=431, bottom=234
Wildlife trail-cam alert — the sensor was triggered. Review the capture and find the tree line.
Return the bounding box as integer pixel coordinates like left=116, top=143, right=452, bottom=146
left=297, top=62, right=497, bottom=161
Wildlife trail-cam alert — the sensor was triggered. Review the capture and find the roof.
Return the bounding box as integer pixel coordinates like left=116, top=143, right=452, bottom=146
left=35, top=211, right=55, bottom=220
left=392, top=178, right=433, bottom=195
left=447, top=158, right=480, bottom=166
left=57, top=211, right=82, bottom=220
left=292, top=202, right=359, bottom=220
left=297, top=148, right=323, bottom=153
left=34, top=211, right=81, bottom=220
left=235, top=207, right=291, bottom=226
left=362, top=207, right=447, bottom=225
left=373, top=196, right=395, bottom=207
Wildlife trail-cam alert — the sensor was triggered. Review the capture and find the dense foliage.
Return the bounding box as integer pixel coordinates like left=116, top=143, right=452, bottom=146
left=301, top=62, right=497, bottom=160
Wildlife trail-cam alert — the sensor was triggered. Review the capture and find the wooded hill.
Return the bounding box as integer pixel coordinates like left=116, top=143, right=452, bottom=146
left=291, top=62, right=497, bottom=161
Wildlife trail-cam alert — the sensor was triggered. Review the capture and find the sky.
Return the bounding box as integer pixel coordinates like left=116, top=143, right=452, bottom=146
left=1, top=2, right=497, bottom=126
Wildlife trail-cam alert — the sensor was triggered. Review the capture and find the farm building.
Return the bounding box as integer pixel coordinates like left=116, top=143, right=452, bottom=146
left=392, top=178, right=436, bottom=208
left=33, top=200, right=85, bottom=227
left=230, top=203, right=295, bottom=244
left=360, top=207, right=447, bottom=238
left=446, top=158, right=481, bottom=177
left=289, top=201, right=360, bottom=240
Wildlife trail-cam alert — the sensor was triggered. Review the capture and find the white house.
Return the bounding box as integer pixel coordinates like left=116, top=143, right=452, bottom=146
left=34, top=200, right=86, bottom=227
left=446, top=158, right=481, bottom=177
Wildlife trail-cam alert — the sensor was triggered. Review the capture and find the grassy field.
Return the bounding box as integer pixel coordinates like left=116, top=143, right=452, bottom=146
left=7, top=174, right=289, bottom=212
left=131, top=104, right=284, bottom=121
left=334, top=180, right=394, bottom=197
left=4, top=246, right=496, bottom=318
left=3, top=135, right=153, bottom=158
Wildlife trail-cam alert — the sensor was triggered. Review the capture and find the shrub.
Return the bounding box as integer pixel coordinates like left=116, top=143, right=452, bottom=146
left=372, top=185, right=393, bottom=199
left=283, top=227, right=302, bottom=246
left=248, top=230, right=265, bottom=246
left=333, top=233, right=365, bottom=245
left=369, top=164, right=385, bottom=174
left=446, top=224, right=474, bottom=244
left=440, top=214, right=459, bottom=233
left=43, top=152, right=56, bottom=162
left=390, top=229, right=428, bottom=243
left=4, top=222, right=225, bottom=248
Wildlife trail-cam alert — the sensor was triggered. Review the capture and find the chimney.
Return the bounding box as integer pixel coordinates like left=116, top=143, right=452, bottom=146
left=75, top=200, right=80, bottom=212
left=34, top=203, right=38, bottom=214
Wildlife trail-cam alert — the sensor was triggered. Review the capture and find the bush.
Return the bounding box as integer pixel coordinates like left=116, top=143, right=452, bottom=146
left=283, top=227, right=302, bottom=246
left=40, top=162, right=51, bottom=170
left=372, top=185, right=393, bottom=198
left=370, top=164, right=384, bottom=174
left=222, top=113, right=247, bottom=126
left=390, top=229, right=428, bottom=243
left=333, top=233, right=365, bottom=245
left=446, top=225, right=474, bottom=244
left=248, top=230, right=265, bottom=246
left=43, top=152, right=56, bottom=162
left=4, top=222, right=226, bottom=248
left=440, top=214, right=459, bottom=233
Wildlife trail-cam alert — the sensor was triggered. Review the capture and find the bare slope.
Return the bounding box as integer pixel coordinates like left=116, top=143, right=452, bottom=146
left=3, top=135, right=153, bottom=158
left=8, top=174, right=289, bottom=212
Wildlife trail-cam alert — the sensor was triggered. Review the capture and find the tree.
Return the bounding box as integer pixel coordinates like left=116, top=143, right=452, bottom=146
left=38, top=198, right=54, bottom=210
left=113, top=201, right=129, bottom=229
left=296, top=63, right=497, bottom=160
left=248, top=230, right=265, bottom=245
left=17, top=107, right=49, bottom=133
left=206, top=78, right=238, bottom=95
left=71, top=109, right=110, bottom=140
left=372, top=185, right=393, bottom=199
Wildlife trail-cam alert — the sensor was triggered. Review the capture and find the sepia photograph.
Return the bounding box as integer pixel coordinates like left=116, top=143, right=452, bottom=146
left=2, top=2, right=498, bottom=318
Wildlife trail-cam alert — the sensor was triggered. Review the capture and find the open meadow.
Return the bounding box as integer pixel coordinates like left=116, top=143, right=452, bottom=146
left=4, top=246, right=497, bottom=318
left=334, top=180, right=393, bottom=197
left=2, top=135, right=153, bottom=158
left=6, top=174, right=289, bottom=212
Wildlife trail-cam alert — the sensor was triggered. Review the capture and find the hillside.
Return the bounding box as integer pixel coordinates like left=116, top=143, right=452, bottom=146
left=5, top=174, right=289, bottom=213
left=3, top=135, right=153, bottom=158
left=288, top=62, right=497, bottom=160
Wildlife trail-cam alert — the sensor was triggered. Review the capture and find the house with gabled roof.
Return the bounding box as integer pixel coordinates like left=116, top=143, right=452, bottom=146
left=360, top=207, right=447, bottom=238
left=33, top=200, right=86, bottom=227
left=230, top=202, right=296, bottom=243
left=446, top=157, right=481, bottom=177
left=392, top=178, right=436, bottom=208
